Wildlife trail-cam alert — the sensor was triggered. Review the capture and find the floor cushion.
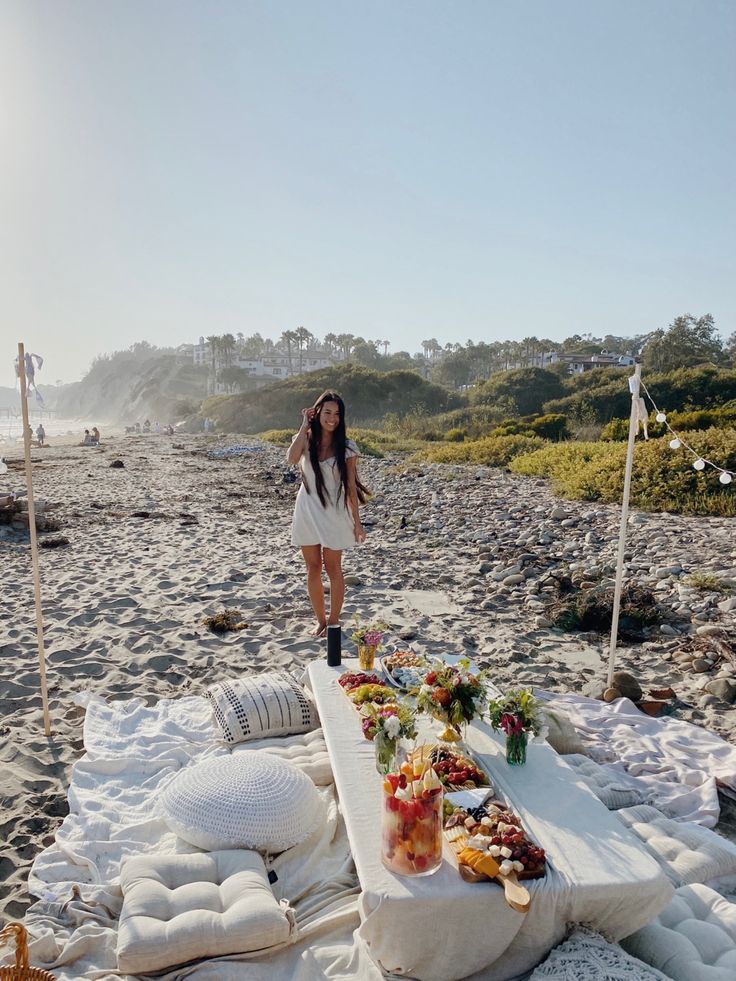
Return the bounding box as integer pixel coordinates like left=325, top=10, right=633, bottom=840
left=528, top=925, right=669, bottom=979
left=161, top=751, right=323, bottom=852
left=563, top=754, right=648, bottom=809
left=622, top=883, right=736, bottom=980
left=206, top=672, right=319, bottom=745
left=616, top=805, right=736, bottom=889
left=117, top=850, right=296, bottom=974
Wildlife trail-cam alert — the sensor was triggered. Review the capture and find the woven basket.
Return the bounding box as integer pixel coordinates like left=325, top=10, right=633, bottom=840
left=0, top=924, right=56, bottom=981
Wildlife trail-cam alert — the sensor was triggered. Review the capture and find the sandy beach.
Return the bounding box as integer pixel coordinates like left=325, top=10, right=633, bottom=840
left=1, top=433, right=736, bottom=922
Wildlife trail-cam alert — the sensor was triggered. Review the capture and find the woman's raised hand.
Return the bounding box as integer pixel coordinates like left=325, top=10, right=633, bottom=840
left=300, top=407, right=316, bottom=430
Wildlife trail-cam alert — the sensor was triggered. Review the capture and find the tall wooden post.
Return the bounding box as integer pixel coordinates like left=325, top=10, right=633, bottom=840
left=17, top=342, right=51, bottom=735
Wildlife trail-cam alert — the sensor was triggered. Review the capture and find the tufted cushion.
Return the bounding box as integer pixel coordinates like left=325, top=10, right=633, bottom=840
left=622, top=884, right=736, bottom=980
left=529, top=925, right=669, bottom=979
left=563, top=755, right=648, bottom=810
left=205, top=672, right=319, bottom=745
left=117, top=850, right=295, bottom=974
left=616, top=805, right=736, bottom=888
left=161, top=752, right=323, bottom=852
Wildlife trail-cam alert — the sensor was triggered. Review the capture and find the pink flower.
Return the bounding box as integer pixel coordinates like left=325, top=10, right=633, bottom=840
left=500, top=713, right=524, bottom=735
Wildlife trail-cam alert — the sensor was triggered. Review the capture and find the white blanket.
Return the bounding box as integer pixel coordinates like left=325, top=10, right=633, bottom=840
left=543, top=693, right=736, bottom=828
left=21, top=693, right=383, bottom=981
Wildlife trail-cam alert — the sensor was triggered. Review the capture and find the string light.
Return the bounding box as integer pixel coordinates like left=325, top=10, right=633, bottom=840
left=639, top=378, right=735, bottom=487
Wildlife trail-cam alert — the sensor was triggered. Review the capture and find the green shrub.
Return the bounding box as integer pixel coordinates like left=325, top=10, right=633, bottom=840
left=510, top=428, right=736, bottom=515
left=444, top=428, right=467, bottom=442
left=601, top=406, right=736, bottom=442
left=600, top=418, right=631, bottom=441
left=529, top=413, right=570, bottom=441
left=415, top=433, right=545, bottom=467
left=259, top=429, right=294, bottom=444
left=471, top=367, right=565, bottom=416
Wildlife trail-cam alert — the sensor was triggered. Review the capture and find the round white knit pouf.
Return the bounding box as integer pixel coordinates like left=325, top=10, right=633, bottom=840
left=161, top=751, right=323, bottom=852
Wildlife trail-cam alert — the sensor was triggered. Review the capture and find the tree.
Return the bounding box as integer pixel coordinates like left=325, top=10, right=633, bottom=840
left=205, top=335, right=220, bottom=375
left=280, top=330, right=297, bottom=375
left=381, top=340, right=390, bottom=357
left=220, top=333, right=236, bottom=367
left=726, top=332, right=736, bottom=367
left=471, top=367, right=566, bottom=416
left=323, top=333, right=338, bottom=355
left=295, top=326, right=314, bottom=373
left=642, top=314, right=724, bottom=372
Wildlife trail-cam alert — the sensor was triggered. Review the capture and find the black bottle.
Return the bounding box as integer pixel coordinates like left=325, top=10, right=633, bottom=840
left=326, top=624, right=342, bottom=666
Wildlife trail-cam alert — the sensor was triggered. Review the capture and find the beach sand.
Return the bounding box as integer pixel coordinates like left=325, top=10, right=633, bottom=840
left=1, top=434, right=735, bottom=920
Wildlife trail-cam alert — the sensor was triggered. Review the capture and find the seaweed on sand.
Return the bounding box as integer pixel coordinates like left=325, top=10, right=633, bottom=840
left=547, top=583, right=661, bottom=638
left=203, top=609, right=249, bottom=633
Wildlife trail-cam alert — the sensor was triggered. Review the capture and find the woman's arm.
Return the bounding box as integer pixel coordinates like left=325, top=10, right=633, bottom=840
left=346, top=456, right=366, bottom=543
left=286, top=408, right=315, bottom=465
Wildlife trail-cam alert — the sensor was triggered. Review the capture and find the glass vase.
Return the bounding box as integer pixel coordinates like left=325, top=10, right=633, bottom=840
left=381, top=782, right=443, bottom=876
left=374, top=731, right=398, bottom=775
left=505, top=730, right=528, bottom=766
left=358, top=644, right=377, bottom=671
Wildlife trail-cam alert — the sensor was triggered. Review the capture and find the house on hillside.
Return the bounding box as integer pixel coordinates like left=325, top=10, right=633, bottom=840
left=192, top=338, right=342, bottom=394
left=563, top=351, right=636, bottom=375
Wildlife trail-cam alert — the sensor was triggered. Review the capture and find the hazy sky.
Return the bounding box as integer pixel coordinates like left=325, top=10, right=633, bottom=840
left=2, top=0, right=734, bottom=385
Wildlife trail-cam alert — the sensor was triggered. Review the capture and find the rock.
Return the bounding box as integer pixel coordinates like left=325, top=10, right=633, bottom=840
left=109, top=460, right=125, bottom=468
left=718, top=596, right=736, bottom=614
left=637, top=700, right=668, bottom=717
left=398, top=626, right=418, bottom=640
left=704, top=679, right=736, bottom=704
left=610, top=671, right=642, bottom=702
left=655, top=566, right=682, bottom=579
left=659, top=624, right=679, bottom=636
left=692, top=658, right=712, bottom=673
left=696, top=624, right=727, bottom=637
left=550, top=507, right=569, bottom=520
left=478, top=561, right=495, bottom=575
left=503, top=574, right=525, bottom=586
left=581, top=680, right=604, bottom=699
left=343, top=575, right=365, bottom=587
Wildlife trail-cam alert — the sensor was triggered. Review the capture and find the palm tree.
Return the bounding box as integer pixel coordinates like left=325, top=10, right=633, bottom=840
left=280, top=330, right=297, bottom=375
left=295, top=326, right=314, bottom=373
left=324, top=332, right=338, bottom=355
left=336, top=334, right=355, bottom=359
left=220, top=333, right=236, bottom=367
left=381, top=340, right=390, bottom=357
left=206, top=335, right=220, bottom=374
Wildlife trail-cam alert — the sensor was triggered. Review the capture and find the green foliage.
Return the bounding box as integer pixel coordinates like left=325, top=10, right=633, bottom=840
left=529, top=413, right=570, bottom=441
left=259, top=429, right=293, bottom=444
left=510, top=429, right=736, bottom=516
left=685, top=572, right=733, bottom=593
left=471, top=367, right=566, bottom=416
left=444, top=428, right=467, bottom=442
left=643, top=314, right=725, bottom=372
left=601, top=405, right=736, bottom=442
left=600, top=418, right=632, bottom=441
left=207, top=365, right=464, bottom=433
left=415, top=433, right=545, bottom=467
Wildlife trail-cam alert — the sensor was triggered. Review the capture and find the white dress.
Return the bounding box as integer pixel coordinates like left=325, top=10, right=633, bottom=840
left=290, top=438, right=360, bottom=550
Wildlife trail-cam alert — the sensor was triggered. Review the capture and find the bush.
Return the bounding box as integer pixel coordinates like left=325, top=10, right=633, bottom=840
left=260, top=429, right=293, bottom=445
left=444, top=428, right=467, bottom=442
left=600, top=406, right=736, bottom=442
left=471, top=368, right=565, bottom=416
left=415, top=433, right=545, bottom=467
left=510, top=428, right=736, bottom=515
left=600, top=418, right=631, bottom=441
left=529, top=413, right=570, bottom=441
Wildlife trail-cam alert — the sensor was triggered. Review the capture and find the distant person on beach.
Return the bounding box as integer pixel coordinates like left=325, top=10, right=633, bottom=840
left=287, top=390, right=369, bottom=637
left=82, top=429, right=93, bottom=446
left=92, top=426, right=100, bottom=445
left=143, top=419, right=151, bottom=433
left=36, top=424, right=45, bottom=446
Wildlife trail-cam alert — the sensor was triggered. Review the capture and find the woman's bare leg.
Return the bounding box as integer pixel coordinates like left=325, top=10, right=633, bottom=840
left=323, top=548, right=344, bottom=625
left=301, top=545, right=326, bottom=635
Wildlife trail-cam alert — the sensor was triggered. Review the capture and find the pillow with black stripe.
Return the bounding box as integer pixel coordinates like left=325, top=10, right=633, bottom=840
left=205, top=673, right=319, bottom=745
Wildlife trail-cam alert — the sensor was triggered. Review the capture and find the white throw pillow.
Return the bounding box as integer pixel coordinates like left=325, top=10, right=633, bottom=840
left=205, top=672, right=319, bottom=744
left=529, top=926, right=670, bottom=980
left=161, top=751, right=323, bottom=852
left=117, top=850, right=295, bottom=974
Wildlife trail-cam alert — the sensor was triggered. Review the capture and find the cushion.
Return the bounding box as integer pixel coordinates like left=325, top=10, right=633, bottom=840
left=542, top=707, right=588, bottom=756
left=161, top=752, right=323, bottom=852
left=206, top=672, right=318, bottom=745
left=616, top=805, right=736, bottom=888
left=564, top=755, right=648, bottom=810
left=117, top=850, right=295, bottom=974
left=622, top=884, right=736, bottom=980
left=528, top=925, right=669, bottom=979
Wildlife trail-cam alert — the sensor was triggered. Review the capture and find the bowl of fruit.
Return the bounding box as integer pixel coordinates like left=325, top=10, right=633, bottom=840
left=347, top=683, right=397, bottom=708
left=381, top=759, right=444, bottom=877
left=412, top=744, right=489, bottom=790
left=381, top=649, right=428, bottom=691
left=337, top=671, right=383, bottom=693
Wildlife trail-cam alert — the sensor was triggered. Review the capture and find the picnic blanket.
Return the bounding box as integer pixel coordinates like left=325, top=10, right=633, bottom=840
left=21, top=693, right=382, bottom=980
left=542, top=692, right=736, bottom=828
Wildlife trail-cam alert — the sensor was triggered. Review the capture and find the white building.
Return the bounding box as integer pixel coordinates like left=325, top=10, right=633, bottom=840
left=193, top=338, right=339, bottom=393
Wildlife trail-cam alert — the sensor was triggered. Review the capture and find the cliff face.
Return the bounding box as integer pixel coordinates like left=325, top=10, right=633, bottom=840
left=54, top=353, right=208, bottom=423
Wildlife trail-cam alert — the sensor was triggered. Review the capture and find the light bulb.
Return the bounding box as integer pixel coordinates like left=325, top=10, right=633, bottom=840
left=669, top=438, right=681, bottom=450
left=656, top=412, right=667, bottom=423
left=720, top=472, right=733, bottom=485
left=693, top=459, right=705, bottom=471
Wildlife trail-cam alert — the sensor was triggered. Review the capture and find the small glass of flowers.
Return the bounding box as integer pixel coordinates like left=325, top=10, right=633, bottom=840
left=351, top=617, right=388, bottom=672
left=487, top=689, right=541, bottom=766
left=361, top=702, right=418, bottom=774
left=415, top=658, right=489, bottom=743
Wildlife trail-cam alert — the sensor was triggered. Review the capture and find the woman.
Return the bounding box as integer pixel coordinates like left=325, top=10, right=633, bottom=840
left=287, top=391, right=369, bottom=636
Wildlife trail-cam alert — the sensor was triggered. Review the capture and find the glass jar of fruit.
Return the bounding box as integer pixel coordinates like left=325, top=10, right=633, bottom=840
left=381, top=766, right=444, bottom=877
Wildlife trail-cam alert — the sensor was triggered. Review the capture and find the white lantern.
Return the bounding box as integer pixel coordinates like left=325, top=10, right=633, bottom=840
left=656, top=412, right=667, bottom=423
left=720, top=472, right=733, bottom=485
left=693, top=459, right=706, bottom=471
left=669, top=438, right=681, bottom=450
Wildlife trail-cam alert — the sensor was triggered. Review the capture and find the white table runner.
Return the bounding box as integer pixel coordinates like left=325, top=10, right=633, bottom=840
left=308, top=660, right=674, bottom=981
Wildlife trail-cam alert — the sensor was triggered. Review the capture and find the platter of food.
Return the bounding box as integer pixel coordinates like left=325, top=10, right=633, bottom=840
left=411, top=744, right=490, bottom=791
left=380, top=649, right=428, bottom=690
left=444, top=801, right=546, bottom=882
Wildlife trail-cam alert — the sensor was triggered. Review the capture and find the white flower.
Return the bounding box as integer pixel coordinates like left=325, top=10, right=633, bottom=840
left=419, top=684, right=434, bottom=696
left=384, top=715, right=401, bottom=739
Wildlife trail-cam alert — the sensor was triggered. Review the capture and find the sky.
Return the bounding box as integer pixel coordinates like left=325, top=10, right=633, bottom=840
left=2, top=0, right=734, bottom=385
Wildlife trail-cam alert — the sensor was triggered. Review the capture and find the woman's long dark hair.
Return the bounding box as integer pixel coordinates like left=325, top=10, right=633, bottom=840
left=304, top=390, right=370, bottom=509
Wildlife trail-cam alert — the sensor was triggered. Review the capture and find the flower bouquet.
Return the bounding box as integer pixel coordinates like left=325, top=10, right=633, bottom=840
left=415, top=659, right=488, bottom=742
left=487, top=689, right=541, bottom=765
left=350, top=616, right=389, bottom=671
left=361, top=702, right=418, bottom=774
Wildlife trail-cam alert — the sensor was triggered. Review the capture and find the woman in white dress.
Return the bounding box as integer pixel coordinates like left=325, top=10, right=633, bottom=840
left=287, top=391, right=369, bottom=636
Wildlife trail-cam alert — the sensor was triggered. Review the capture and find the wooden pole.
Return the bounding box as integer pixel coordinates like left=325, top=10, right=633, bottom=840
left=606, top=363, right=641, bottom=690
left=17, top=342, right=52, bottom=736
